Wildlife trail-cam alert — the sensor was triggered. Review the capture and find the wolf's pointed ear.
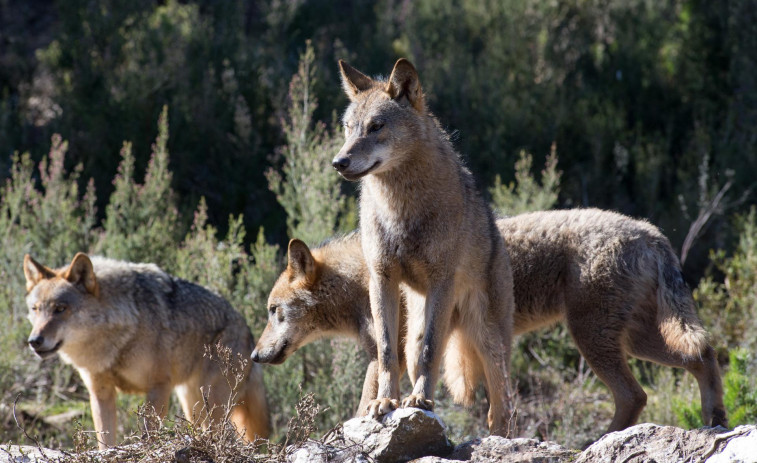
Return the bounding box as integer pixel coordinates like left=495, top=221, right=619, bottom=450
left=64, top=253, right=99, bottom=297
left=386, top=58, right=424, bottom=112
left=339, top=60, right=374, bottom=101
left=23, top=254, right=56, bottom=292
left=287, top=239, right=316, bottom=282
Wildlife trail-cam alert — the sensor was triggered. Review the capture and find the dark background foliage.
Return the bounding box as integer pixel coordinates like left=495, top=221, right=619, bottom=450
left=2, top=0, right=755, bottom=275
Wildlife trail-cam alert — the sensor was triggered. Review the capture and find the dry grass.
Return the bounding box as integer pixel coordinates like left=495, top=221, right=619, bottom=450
left=3, top=345, right=339, bottom=463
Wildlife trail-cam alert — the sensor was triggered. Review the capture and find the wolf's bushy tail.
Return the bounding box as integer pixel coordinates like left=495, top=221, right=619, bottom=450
left=442, top=331, right=482, bottom=407
left=655, top=242, right=708, bottom=358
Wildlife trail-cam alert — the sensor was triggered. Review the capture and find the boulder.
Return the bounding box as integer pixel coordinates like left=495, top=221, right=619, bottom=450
left=575, top=423, right=750, bottom=463
left=342, top=407, right=453, bottom=462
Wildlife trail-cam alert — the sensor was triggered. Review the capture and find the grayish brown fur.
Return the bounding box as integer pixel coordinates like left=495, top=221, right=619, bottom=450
left=24, top=253, right=270, bottom=449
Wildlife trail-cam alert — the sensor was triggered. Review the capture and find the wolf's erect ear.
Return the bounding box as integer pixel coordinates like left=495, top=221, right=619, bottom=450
left=287, top=239, right=316, bottom=282
left=64, top=253, right=99, bottom=297
left=387, top=58, right=424, bottom=112
left=23, top=255, right=56, bottom=292
left=339, top=60, right=374, bottom=101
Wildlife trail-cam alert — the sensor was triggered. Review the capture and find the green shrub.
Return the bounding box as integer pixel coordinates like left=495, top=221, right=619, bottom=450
left=490, top=145, right=561, bottom=216
left=695, top=208, right=757, bottom=353
left=722, top=349, right=757, bottom=426
left=96, top=106, right=181, bottom=267
left=265, top=41, right=352, bottom=245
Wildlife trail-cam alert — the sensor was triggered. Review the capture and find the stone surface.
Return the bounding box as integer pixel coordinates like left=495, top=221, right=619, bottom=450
left=704, top=425, right=757, bottom=463
left=342, top=407, right=453, bottom=463
left=575, top=423, right=746, bottom=463
left=5, top=421, right=757, bottom=462
left=452, top=436, right=576, bottom=462
left=410, top=436, right=575, bottom=463
left=288, top=440, right=371, bottom=463
left=0, top=446, right=64, bottom=463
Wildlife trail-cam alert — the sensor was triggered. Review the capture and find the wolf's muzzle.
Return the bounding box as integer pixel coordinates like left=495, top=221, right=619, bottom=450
left=332, top=157, right=351, bottom=172
left=28, top=336, right=62, bottom=358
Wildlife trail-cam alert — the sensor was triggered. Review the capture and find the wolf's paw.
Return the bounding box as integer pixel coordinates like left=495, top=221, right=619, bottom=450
left=366, top=398, right=399, bottom=420
left=401, top=394, right=434, bottom=410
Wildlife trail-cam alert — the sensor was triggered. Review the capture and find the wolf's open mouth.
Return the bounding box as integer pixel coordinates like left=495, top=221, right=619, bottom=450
left=34, top=340, right=63, bottom=358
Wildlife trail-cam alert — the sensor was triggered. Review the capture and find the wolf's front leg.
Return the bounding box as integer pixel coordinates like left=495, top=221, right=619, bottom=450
left=83, top=372, right=117, bottom=449
left=402, top=279, right=455, bottom=411
left=366, top=274, right=401, bottom=419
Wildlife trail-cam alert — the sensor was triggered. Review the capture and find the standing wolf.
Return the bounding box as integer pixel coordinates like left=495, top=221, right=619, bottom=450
left=24, top=253, right=270, bottom=449
left=253, top=209, right=727, bottom=437
left=331, top=59, right=515, bottom=435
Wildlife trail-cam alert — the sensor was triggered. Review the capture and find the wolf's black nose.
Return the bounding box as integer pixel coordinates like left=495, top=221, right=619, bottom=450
left=251, top=350, right=260, bottom=363
left=28, top=335, right=44, bottom=349
left=332, top=157, right=350, bottom=172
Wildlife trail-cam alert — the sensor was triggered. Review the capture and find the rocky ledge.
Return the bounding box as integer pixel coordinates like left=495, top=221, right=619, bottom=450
left=292, top=408, right=757, bottom=463
left=2, top=409, right=756, bottom=462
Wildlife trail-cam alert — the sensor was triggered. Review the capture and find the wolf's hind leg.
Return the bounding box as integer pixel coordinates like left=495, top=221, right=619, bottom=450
left=465, top=280, right=514, bottom=437
left=628, top=328, right=727, bottom=428
left=567, top=311, right=647, bottom=433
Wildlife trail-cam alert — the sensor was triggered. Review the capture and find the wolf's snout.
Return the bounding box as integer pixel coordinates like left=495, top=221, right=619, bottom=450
left=251, top=349, right=260, bottom=363
left=332, top=157, right=351, bottom=172
left=28, top=335, right=44, bottom=350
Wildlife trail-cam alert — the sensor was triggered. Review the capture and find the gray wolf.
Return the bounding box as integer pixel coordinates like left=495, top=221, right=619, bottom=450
left=252, top=208, right=727, bottom=436
left=331, top=58, right=515, bottom=435
left=24, top=252, right=270, bottom=449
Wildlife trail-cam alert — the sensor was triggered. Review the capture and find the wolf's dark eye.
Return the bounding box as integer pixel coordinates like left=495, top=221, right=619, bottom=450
left=268, top=305, right=278, bottom=316
left=368, top=122, right=384, bottom=133
left=54, top=304, right=67, bottom=314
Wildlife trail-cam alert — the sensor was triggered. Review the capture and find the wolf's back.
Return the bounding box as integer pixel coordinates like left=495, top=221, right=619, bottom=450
left=90, top=256, right=249, bottom=342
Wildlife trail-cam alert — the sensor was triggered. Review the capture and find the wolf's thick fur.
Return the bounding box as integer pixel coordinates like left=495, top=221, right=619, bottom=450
left=252, top=209, right=727, bottom=436
left=24, top=253, right=270, bottom=449
left=332, top=59, right=515, bottom=435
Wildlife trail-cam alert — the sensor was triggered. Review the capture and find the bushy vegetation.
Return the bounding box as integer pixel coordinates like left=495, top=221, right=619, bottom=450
left=0, top=0, right=756, bottom=455
left=2, top=0, right=755, bottom=263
